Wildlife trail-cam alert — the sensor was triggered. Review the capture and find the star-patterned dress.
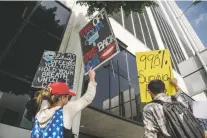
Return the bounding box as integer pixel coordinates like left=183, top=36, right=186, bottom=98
left=31, top=81, right=97, bottom=138
left=31, top=108, right=64, bottom=138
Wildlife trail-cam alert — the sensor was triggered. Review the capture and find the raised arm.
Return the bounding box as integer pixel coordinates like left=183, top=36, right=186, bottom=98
left=170, top=78, right=189, bottom=108
left=63, top=68, right=97, bottom=118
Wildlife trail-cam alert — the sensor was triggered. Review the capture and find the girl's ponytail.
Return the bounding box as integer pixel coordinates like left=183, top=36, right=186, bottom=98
left=34, top=88, right=51, bottom=111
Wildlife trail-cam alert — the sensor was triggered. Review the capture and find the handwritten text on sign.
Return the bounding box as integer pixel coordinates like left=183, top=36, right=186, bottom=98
left=136, top=50, right=175, bottom=102
left=32, top=51, right=76, bottom=89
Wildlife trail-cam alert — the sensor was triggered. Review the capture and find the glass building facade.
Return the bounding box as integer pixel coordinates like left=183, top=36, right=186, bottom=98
left=0, top=1, right=71, bottom=130
left=82, top=46, right=144, bottom=123
left=111, top=6, right=194, bottom=73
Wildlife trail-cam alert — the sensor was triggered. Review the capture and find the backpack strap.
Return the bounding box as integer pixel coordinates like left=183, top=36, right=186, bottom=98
left=151, top=100, right=165, bottom=105
left=171, top=96, right=177, bottom=102
left=151, top=96, right=177, bottom=105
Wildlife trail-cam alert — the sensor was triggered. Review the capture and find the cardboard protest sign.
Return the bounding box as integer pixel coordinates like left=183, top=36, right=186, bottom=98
left=136, top=49, right=175, bottom=103
left=32, top=51, right=76, bottom=89
left=79, top=8, right=119, bottom=74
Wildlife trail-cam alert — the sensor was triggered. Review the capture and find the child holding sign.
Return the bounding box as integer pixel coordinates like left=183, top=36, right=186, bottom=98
left=31, top=68, right=96, bottom=138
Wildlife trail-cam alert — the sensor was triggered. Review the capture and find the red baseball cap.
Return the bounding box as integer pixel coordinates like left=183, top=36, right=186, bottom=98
left=49, top=82, right=76, bottom=96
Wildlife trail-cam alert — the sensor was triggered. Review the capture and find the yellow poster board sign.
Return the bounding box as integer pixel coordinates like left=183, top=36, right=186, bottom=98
left=136, top=49, right=175, bottom=103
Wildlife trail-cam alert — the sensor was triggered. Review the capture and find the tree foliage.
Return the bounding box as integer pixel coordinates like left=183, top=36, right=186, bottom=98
left=77, top=1, right=158, bottom=17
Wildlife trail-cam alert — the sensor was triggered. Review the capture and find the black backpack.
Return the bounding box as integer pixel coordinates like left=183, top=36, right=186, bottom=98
left=153, top=96, right=204, bottom=138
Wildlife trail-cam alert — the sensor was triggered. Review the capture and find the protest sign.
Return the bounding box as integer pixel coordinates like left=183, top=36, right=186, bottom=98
left=79, top=8, right=119, bottom=74
left=32, top=51, right=76, bottom=89
left=136, top=49, right=175, bottom=102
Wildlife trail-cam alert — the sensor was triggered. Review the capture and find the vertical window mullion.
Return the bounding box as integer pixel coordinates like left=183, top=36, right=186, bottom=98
left=137, top=13, right=147, bottom=46
left=108, top=67, right=111, bottom=112
left=121, top=6, right=125, bottom=28
left=143, top=11, right=155, bottom=50
left=131, top=12, right=136, bottom=37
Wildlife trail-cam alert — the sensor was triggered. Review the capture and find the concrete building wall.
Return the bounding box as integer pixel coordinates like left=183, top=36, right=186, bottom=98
left=0, top=124, right=30, bottom=138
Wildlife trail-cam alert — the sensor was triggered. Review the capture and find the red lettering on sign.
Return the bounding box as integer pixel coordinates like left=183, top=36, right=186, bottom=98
left=80, top=25, right=93, bottom=37
left=83, top=47, right=98, bottom=63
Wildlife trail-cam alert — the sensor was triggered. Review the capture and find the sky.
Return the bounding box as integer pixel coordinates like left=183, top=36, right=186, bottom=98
left=176, top=1, right=207, bottom=47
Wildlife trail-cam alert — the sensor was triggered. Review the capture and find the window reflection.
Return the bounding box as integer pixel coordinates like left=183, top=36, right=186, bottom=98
left=0, top=92, right=29, bottom=127
left=90, top=67, right=110, bottom=109
left=109, top=70, right=119, bottom=98
left=120, top=76, right=129, bottom=93
left=30, top=1, right=70, bottom=38
left=132, top=12, right=145, bottom=44
left=112, top=11, right=122, bottom=26
left=84, top=49, right=143, bottom=123
left=124, top=15, right=134, bottom=35
left=107, top=51, right=128, bottom=79
left=143, top=10, right=159, bottom=50
left=0, top=74, right=32, bottom=128
left=0, top=1, right=36, bottom=56
left=127, top=52, right=139, bottom=84
left=0, top=1, right=71, bottom=129
left=139, top=13, right=153, bottom=50
left=0, top=23, right=60, bottom=81
left=124, top=102, right=131, bottom=118
left=131, top=100, right=137, bottom=118
left=111, top=106, right=120, bottom=116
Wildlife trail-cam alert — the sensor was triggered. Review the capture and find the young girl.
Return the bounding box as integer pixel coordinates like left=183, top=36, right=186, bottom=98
left=31, top=69, right=96, bottom=138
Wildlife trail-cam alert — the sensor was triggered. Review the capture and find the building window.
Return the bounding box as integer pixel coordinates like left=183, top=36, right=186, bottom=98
left=124, top=14, right=135, bottom=35
left=0, top=1, right=71, bottom=129
left=180, top=38, right=194, bottom=57
left=30, top=1, right=70, bottom=39
left=82, top=48, right=143, bottom=123
left=132, top=12, right=145, bottom=44
left=112, top=11, right=123, bottom=26
left=143, top=10, right=159, bottom=50
left=151, top=6, right=180, bottom=73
